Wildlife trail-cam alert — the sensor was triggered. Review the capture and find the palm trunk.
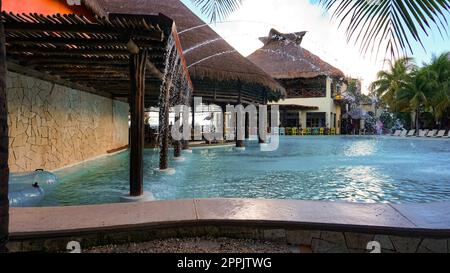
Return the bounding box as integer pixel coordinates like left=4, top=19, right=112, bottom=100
left=0, top=0, right=10, bottom=253
left=415, top=108, right=420, bottom=135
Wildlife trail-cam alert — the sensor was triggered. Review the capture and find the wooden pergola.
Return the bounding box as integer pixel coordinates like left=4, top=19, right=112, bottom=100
left=2, top=11, right=192, bottom=198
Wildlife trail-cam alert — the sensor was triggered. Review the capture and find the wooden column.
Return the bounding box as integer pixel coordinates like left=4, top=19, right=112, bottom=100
left=174, top=113, right=182, bottom=158
left=129, top=50, right=147, bottom=197
left=159, top=86, right=171, bottom=170
left=181, top=96, right=191, bottom=150
left=159, top=48, right=176, bottom=170
left=221, top=104, right=227, bottom=142
left=191, top=99, right=196, bottom=140
left=245, top=111, right=250, bottom=139
left=0, top=0, right=10, bottom=252
left=236, top=89, right=245, bottom=148
left=258, top=108, right=266, bottom=143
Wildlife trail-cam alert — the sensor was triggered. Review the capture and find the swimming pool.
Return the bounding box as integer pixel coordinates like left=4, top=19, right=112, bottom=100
left=34, top=136, right=450, bottom=206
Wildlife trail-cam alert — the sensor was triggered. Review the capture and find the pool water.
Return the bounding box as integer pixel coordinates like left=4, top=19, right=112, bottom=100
left=38, top=136, right=450, bottom=206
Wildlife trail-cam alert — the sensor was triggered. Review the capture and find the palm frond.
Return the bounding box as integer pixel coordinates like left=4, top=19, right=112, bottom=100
left=319, top=0, right=450, bottom=59
left=191, top=0, right=243, bottom=23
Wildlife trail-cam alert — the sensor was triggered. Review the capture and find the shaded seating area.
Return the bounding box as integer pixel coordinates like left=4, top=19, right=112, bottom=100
left=2, top=11, right=192, bottom=199
left=87, top=0, right=286, bottom=149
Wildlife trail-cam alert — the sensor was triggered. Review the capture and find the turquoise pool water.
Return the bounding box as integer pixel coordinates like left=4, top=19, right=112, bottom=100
left=37, top=136, right=450, bottom=206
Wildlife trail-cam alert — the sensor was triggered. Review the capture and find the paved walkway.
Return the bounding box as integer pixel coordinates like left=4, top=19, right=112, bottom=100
left=10, top=198, right=450, bottom=238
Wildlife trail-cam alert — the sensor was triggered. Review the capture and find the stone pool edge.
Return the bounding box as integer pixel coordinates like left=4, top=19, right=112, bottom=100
left=7, top=198, right=450, bottom=252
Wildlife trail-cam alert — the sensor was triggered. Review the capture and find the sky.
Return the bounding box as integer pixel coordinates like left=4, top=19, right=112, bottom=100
left=180, top=0, right=450, bottom=94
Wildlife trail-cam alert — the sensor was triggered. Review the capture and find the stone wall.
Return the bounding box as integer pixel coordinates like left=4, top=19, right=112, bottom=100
left=7, top=225, right=450, bottom=253
left=6, top=71, right=129, bottom=173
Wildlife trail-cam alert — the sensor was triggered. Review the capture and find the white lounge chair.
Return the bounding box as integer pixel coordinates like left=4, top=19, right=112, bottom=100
left=426, top=130, right=437, bottom=137
left=407, top=130, right=416, bottom=137
left=392, top=130, right=401, bottom=136
left=435, top=130, right=446, bottom=138
left=400, top=130, right=408, bottom=137
left=418, top=130, right=429, bottom=137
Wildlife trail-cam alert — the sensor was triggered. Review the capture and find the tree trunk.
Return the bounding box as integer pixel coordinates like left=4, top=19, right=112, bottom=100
left=0, top=0, right=11, bottom=252
left=416, top=108, right=420, bottom=135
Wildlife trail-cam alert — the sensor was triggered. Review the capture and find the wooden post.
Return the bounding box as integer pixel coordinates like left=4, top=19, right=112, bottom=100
left=129, top=50, right=147, bottom=197
left=181, top=101, right=190, bottom=150
left=174, top=113, right=182, bottom=158
left=159, top=85, right=171, bottom=170
left=258, top=108, right=266, bottom=143
left=191, top=99, right=196, bottom=141
left=0, top=0, right=10, bottom=252
left=245, top=111, right=250, bottom=139
left=221, top=104, right=227, bottom=142
left=159, top=48, right=176, bottom=170
left=236, top=89, right=245, bottom=148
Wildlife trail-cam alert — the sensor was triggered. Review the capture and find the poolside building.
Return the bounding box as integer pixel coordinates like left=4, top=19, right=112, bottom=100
left=248, top=29, right=347, bottom=134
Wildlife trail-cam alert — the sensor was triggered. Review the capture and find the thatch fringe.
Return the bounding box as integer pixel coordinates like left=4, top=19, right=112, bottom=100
left=190, top=66, right=286, bottom=95
left=248, top=29, right=345, bottom=80
left=82, top=0, right=107, bottom=18
left=81, top=0, right=285, bottom=96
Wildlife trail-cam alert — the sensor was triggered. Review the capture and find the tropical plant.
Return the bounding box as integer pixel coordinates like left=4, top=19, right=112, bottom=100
left=396, top=67, right=431, bottom=132
left=369, top=57, right=415, bottom=111
left=0, top=0, right=10, bottom=253
left=192, top=0, right=243, bottom=23
left=192, top=0, right=450, bottom=59
left=318, top=0, right=450, bottom=58
left=426, top=52, right=450, bottom=120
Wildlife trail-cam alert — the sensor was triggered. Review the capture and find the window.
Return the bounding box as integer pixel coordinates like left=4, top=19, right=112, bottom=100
left=306, top=113, right=326, bottom=128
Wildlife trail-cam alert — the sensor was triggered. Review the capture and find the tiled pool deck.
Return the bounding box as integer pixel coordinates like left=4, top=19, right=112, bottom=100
left=8, top=199, right=450, bottom=253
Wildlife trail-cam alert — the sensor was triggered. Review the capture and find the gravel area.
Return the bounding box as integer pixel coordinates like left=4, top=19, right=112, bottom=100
left=85, top=237, right=296, bottom=253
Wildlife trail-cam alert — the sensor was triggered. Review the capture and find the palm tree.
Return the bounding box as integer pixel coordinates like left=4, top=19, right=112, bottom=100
left=192, top=0, right=450, bottom=58
left=396, top=67, right=432, bottom=133
left=0, top=0, right=10, bottom=253
left=370, top=57, right=415, bottom=111
left=427, top=52, right=450, bottom=121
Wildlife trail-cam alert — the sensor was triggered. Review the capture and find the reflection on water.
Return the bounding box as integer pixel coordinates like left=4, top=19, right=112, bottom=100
left=38, top=136, right=450, bottom=206
left=343, top=140, right=377, bottom=157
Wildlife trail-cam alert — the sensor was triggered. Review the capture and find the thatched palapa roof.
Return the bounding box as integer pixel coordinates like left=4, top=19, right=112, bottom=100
left=82, top=0, right=285, bottom=101
left=248, top=29, right=345, bottom=80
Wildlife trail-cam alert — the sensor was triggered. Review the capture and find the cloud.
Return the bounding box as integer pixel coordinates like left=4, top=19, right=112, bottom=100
left=208, top=0, right=385, bottom=93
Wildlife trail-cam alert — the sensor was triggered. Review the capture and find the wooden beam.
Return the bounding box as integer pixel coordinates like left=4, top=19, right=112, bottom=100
left=3, top=22, right=164, bottom=41
left=127, top=39, right=164, bottom=80
left=129, top=50, right=148, bottom=197
left=13, top=55, right=164, bottom=66
left=8, top=47, right=132, bottom=57
left=5, top=36, right=163, bottom=48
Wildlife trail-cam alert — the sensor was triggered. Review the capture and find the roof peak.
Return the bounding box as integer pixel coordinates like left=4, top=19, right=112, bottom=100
left=259, top=28, right=307, bottom=46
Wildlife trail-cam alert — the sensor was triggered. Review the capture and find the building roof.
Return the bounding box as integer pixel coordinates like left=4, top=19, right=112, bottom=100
left=2, top=11, right=191, bottom=107
left=83, top=0, right=285, bottom=100
left=248, top=29, right=345, bottom=80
